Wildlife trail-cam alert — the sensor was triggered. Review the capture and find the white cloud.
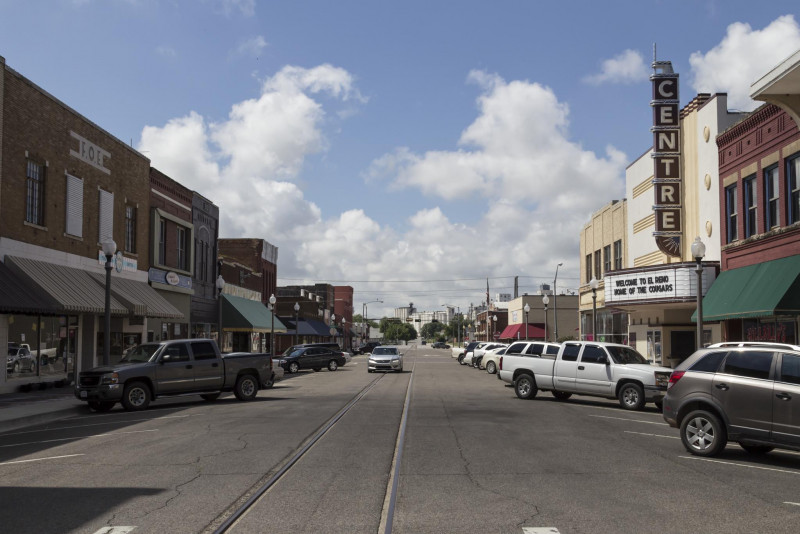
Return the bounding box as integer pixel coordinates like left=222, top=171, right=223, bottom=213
left=689, top=15, right=800, bottom=111
left=155, top=45, right=177, bottom=59
left=583, top=49, right=650, bottom=85
left=234, top=36, right=268, bottom=58
left=218, top=0, right=255, bottom=17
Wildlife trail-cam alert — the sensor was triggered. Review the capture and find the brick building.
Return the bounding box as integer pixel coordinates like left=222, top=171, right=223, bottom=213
left=190, top=192, right=220, bottom=338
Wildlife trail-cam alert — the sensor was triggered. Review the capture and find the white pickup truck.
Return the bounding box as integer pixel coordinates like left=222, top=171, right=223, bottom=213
left=498, top=340, right=672, bottom=410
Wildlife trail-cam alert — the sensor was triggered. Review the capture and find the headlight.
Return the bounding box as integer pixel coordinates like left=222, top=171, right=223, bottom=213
left=100, top=373, right=119, bottom=385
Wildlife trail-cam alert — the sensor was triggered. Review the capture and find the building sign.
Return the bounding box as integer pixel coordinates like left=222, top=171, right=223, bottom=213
left=70, top=131, right=111, bottom=175
left=651, top=61, right=682, bottom=257
left=605, top=265, right=715, bottom=304
left=97, top=250, right=138, bottom=272
left=149, top=268, right=192, bottom=290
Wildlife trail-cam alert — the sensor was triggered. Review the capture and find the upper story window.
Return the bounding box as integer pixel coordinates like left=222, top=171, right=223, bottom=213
left=125, top=205, right=137, bottom=253
left=613, top=240, right=622, bottom=270
left=65, top=174, right=83, bottom=237
left=744, top=174, right=757, bottom=239
left=196, top=237, right=209, bottom=282
left=98, top=189, right=114, bottom=244
left=177, top=226, right=188, bottom=271
left=788, top=154, right=800, bottom=225
left=158, top=217, right=167, bottom=265
left=603, top=245, right=611, bottom=274
left=25, top=159, right=46, bottom=226
left=725, top=184, right=738, bottom=243
left=585, top=254, right=592, bottom=283
left=765, top=165, right=780, bottom=231
left=594, top=250, right=601, bottom=279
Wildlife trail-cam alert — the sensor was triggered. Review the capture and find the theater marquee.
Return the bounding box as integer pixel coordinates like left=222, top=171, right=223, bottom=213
left=651, top=60, right=682, bottom=257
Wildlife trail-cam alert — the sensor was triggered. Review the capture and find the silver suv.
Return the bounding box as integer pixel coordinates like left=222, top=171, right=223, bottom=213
left=663, top=346, right=800, bottom=457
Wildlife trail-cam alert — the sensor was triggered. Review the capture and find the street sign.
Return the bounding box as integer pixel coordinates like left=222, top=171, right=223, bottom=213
left=493, top=332, right=500, bottom=339
left=329, top=328, right=337, bottom=336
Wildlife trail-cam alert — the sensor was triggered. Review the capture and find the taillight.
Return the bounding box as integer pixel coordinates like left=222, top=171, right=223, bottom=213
left=668, top=371, right=685, bottom=389
left=499, top=356, right=503, bottom=370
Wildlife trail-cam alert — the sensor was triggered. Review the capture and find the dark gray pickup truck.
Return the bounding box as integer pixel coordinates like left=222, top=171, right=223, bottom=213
left=75, top=339, right=272, bottom=412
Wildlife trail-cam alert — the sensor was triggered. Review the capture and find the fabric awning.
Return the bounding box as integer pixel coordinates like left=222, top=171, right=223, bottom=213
left=693, top=255, right=800, bottom=322
left=307, top=319, right=334, bottom=336
left=279, top=318, right=320, bottom=336
left=498, top=323, right=546, bottom=340
left=221, top=294, right=287, bottom=333
left=0, top=261, right=62, bottom=315
left=5, top=256, right=128, bottom=315
left=86, top=272, right=184, bottom=319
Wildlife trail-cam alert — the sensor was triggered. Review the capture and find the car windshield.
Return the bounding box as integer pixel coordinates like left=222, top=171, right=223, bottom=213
left=288, top=349, right=305, bottom=358
left=607, top=346, right=649, bottom=365
left=373, top=347, right=398, bottom=355
left=120, top=344, right=161, bottom=363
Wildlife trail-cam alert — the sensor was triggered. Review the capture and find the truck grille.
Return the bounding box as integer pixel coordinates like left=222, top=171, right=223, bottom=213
left=80, top=375, right=101, bottom=387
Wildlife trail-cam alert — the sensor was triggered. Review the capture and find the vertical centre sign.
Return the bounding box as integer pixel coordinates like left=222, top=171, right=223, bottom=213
left=651, top=61, right=682, bottom=257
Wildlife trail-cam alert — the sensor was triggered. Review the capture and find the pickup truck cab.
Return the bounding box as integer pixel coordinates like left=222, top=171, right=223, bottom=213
left=498, top=341, right=672, bottom=410
left=75, top=339, right=272, bottom=412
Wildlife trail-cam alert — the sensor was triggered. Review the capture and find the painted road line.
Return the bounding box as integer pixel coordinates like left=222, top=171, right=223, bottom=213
left=624, top=430, right=679, bottom=439
left=589, top=414, right=667, bottom=425
left=0, top=429, right=158, bottom=448
left=92, top=527, right=137, bottom=534
left=784, top=502, right=800, bottom=506
left=0, top=453, right=85, bottom=466
left=0, top=414, right=201, bottom=436
left=522, top=528, right=560, bottom=533
left=583, top=404, right=664, bottom=417
left=680, top=456, right=800, bottom=475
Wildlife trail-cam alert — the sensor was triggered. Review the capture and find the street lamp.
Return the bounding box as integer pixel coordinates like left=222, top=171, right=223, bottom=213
left=492, top=314, right=497, bottom=341
left=101, top=239, right=116, bottom=366
left=342, top=317, right=347, bottom=351
left=293, top=302, right=300, bottom=346
left=589, top=278, right=599, bottom=341
left=216, top=274, right=225, bottom=348
left=542, top=295, right=549, bottom=342
left=523, top=303, right=530, bottom=340
left=363, top=300, right=383, bottom=343
left=269, top=294, right=276, bottom=356
left=554, top=262, right=563, bottom=341
left=691, top=237, right=706, bottom=350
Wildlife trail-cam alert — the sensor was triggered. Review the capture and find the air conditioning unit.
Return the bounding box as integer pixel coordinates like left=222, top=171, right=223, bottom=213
left=300, top=289, right=306, bottom=297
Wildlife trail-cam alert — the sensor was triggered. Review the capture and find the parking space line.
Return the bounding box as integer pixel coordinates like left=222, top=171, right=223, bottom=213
left=624, top=430, right=679, bottom=439
left=583, top=404, right=664, bottom=417
left=784, top=502, right=800, bottom=506
left=680, top=456, right=800, bottom=476
left=0, top=453, right=85, bottom=466
left=522, top=528, right=560, bottom=533
left=0, top=429, right=158, bottom=448
left=1, top=414, right=201, bottom=436
left=589, top=414, right=668, bottom=425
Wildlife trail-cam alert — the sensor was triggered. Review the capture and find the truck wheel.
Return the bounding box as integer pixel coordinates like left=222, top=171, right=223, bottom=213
left=654, top=400, right=664, bottom=411
left=313, top=368, right=321, bottom=372
left=288, top=362, right=299, bottom=374
left=618, top=383, right=645, bottom=411
left=88, top=401, right=115, bottom=412
left=681, top=409, right=727, bottom=457
left=515, top=374, right=537, bottom=400
left=201, top=393, right=221, bottom=401
left=328, top=360, right=338, bottom=371
left=552, top=391, right=572, bottom=400
left=486, top=361, right=496, bottom=374
left=121, top=381, right=151, bottom=411
left=234, top=374, right=258, bottom=401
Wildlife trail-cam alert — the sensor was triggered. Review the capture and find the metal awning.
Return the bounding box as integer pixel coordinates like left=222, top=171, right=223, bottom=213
left=221, top=294, right=287, bottom=333
left=306, top=319, right=333, bottom=337
left=86, top=272, right=183, bottom=319
left=5, top=256, right=128, bottom=315
left=0, top=261, right=62, bottom=315
left=693, top=255, right=800, bottom=322
left=498, top=323, right=546, bottom=340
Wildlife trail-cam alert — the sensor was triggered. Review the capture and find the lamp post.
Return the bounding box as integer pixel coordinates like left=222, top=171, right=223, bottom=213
left=692, top=237, right=706, bottom=350
left=363, top=300, right=383, bottom=343
left=554, top=262, right=563, bottom=341
left=542, top=295, right=549, bottom=342
left=492, top=314, right=497, bottom=341
left=523, top=303, right=530, bottom=340
left=269, top=294, right=276, bottom=356
left=101, top=239, right=116, bottom=366
left=342, top=317, right=347, bottom=351
left=589, top=278, right=599, bottom=341
left=216, top=274, right=225, bottom=348
left=294, top=302, right=300, bottom=346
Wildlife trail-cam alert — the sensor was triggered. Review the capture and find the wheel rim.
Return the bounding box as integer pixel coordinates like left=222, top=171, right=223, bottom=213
left=128, top=387, right=147, bottom=407
left=329, top=361, right=337, bottom=371
left=289, top=363, right=298, bottom=373
left=622, top=387, right=639, bottom=407
left=518, top=379, right=531, bottom=396
left=686, top=416, right=716, bottom=451
left=241, top=378, right=256, bottom=397
left=487, top=362, right=495, bottom=373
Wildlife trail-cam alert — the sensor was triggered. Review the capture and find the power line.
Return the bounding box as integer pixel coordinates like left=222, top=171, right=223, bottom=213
left=278, top=275, right=580, bottom=284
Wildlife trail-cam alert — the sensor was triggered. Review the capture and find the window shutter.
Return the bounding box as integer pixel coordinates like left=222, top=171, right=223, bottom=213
left=98, top=189, right=114, bottom=243
left=65, top=174, right=83, bottom=237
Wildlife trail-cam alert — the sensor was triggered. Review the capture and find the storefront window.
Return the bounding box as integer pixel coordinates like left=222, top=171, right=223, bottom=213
left=6, top=314, right=74, bottom=382
left=743, top=318, right=797, bottom=344
left=646, top=330, right=662, bottom=364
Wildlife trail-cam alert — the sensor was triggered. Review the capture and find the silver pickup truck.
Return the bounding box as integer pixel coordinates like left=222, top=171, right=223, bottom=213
left=75, top=339, right=272, bottom=412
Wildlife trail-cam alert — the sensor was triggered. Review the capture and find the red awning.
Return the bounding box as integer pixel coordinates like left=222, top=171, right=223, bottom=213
left=497, top=323, right=545, bottom=340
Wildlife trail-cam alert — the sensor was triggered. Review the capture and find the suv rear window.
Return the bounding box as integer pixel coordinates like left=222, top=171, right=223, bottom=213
left=779, top=353, right=800, bottom=385
left=722, top=351, right=774, bottom=380
left=688, top=351, right=726, bottom=373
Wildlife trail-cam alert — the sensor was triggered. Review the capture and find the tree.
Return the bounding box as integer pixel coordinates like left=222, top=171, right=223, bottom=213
left=353, top=314, right=378, bottom=328
left=379, top=317, right=401, bottom=333
left=421, top=322, right=444, bottom=340
left=383, top=322, right=417, bottom=343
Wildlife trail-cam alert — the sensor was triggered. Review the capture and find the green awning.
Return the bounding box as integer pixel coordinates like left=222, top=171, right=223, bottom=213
left=221, top=294, right=287, bottom=333
left=693, top=255, right=800, bottom=322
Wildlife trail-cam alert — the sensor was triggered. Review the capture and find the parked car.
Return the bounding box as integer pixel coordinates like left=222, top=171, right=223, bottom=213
left=472, top=342, right=507, bottom=369
left=482, top=346, right=508, bottom=374
left=270, top=358, right=285, bottom=385
left=279, top=346, right=346, bottom=373
left=462, top=342, right=491, bottom=366
left=431, top=342, right=450, bottom=349
left=74, top=339, right=272, bottom=412
left=499, top=341, right=671, bottom=410
left=367, top=346, right=403, bottom=372
left=355, top=341, right=381, bottom=355
left=456, top=341, right=480, bottom=362
left=663, top=346, right=800, bottom=457
left=7, top=345, right=35, bottom=373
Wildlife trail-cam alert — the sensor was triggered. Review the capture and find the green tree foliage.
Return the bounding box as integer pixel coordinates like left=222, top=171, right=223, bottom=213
left=379, top=317, right=401, bottom=333
left=420, top=322, right=445, bottom=340
left=383, top=322, right=418, bottom=342
left=353, top=314, right=378, bottom=328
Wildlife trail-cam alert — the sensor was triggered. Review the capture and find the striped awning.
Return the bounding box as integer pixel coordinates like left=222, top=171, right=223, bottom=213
left=0, top=261, right=61, bottom=315
left=87, top=272, right=183, bottom=319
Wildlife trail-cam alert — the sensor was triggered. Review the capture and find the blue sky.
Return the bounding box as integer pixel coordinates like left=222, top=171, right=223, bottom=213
left=2, top=1, right=800, bottom=317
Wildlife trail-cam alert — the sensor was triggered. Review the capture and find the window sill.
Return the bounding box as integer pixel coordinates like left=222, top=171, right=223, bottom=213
left=23, top=221, right=47, bottom=231
left=63, top=233, right=83, bottom=242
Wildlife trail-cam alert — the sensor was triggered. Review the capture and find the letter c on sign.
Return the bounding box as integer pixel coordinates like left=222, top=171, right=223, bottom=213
left=658, top=79, right=675, bottom=98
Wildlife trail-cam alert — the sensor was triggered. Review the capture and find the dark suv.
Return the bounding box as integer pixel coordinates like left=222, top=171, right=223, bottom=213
left=279, top=346, right=346, bottom=374
left=355, top=342, right=381, bottom=355
left=663, top=344, right=800, bottom=457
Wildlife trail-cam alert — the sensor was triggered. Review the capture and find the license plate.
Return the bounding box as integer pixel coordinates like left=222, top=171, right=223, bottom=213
left=80, top=390, right=87, bottom=399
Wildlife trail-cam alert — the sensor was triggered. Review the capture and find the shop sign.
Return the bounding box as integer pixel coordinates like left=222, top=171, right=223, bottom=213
left=98, top=251, right=138, bottom=272
left=605, top=266, right=697, bottom=303
left=650, top=60, right=682, bottom=257
left=149, top=268, right=192, bottom=290
left=70, top=131, right=111, bottom=175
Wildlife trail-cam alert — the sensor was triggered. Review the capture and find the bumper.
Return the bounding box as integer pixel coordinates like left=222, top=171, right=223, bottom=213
left=643, top=385, right=667, bottom=402
left=74, top=384, right=123, bottom=402
left=368, top=359, right=402, bottom=371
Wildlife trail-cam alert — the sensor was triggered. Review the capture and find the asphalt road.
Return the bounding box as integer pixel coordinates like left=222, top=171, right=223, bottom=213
left=1, top=347, right=800, bottom=533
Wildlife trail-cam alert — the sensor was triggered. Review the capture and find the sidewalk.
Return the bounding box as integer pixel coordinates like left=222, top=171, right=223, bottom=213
left=0, top=383, right=86, bottom=434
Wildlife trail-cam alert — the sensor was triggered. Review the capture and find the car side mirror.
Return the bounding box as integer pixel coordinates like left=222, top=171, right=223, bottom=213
left=161, top=354, right=171, bottom=364
left=598, top=355, right=609, bottom=365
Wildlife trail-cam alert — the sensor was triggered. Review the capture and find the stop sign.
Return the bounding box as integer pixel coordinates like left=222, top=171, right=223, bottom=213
left=493, top=332, right=500, bottom=339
